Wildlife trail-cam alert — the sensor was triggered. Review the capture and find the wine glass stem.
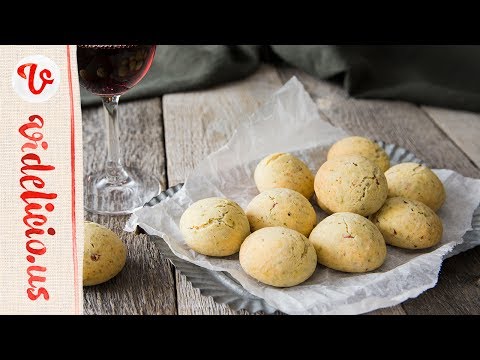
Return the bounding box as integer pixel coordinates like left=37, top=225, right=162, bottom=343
left=102, top=95, right=128, bottom=184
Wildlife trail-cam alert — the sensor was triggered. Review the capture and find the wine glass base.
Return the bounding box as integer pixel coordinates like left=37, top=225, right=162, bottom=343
left=84, top=167, right=161, bottom=215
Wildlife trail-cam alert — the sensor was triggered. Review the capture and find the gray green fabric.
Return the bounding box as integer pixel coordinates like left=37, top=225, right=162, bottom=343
left=273, top=45, right=480, bottom=112
left=81, top=45, right=480, bottom=112
left=80, top=45, right=261, bottom=106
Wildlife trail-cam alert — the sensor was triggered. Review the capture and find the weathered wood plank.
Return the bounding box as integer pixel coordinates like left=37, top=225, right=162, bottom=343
left=367, top=306, right=407, bottom=315
left=422, top=106, right=480, bottom=168
left=163, top=65, right=283, bottom=314
left=278, top=67, right=480, bottom=315
left=82, top=98, right=177, bottom=315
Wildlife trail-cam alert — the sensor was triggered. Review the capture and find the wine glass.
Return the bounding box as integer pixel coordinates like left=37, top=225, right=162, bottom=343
left=77, top=45, right=160, bottom=215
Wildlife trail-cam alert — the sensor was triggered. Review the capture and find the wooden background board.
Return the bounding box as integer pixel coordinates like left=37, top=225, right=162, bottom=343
left=82, top=99, right=177, bottom=315
left=82, top=65, right=480, bottom=315
left=421, top=106, right=480, bottom=168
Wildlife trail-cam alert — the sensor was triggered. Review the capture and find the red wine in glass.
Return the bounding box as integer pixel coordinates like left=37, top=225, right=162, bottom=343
left=77, top=45, right=159, bottom=215
left=77, top=45, right=156, bottom=96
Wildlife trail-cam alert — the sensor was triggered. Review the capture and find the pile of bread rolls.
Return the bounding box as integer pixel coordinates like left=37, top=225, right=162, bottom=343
left=180, top=136, right=445, bottom=288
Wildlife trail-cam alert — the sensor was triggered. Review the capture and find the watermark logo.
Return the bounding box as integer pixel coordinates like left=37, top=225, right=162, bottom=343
left=12, top=55, right=60, bottom=103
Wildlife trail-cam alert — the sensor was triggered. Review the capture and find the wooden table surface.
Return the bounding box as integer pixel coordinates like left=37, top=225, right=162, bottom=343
left=82, top=65, right=480, bottom=315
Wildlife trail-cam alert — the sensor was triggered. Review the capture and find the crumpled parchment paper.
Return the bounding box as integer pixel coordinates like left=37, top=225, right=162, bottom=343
left=126, top=77, right=480, bottom=315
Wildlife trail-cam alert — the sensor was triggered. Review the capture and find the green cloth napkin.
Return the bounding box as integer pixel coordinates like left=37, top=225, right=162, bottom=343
left=273, top=45, right=480, bottom=112
left=80, top=45, right=261, bottom=106
left=81, top=45, right=480, bottom=113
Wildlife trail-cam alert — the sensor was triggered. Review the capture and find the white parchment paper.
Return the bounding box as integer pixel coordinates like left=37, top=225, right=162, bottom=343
left=126, top=78, right=480, bottom=315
